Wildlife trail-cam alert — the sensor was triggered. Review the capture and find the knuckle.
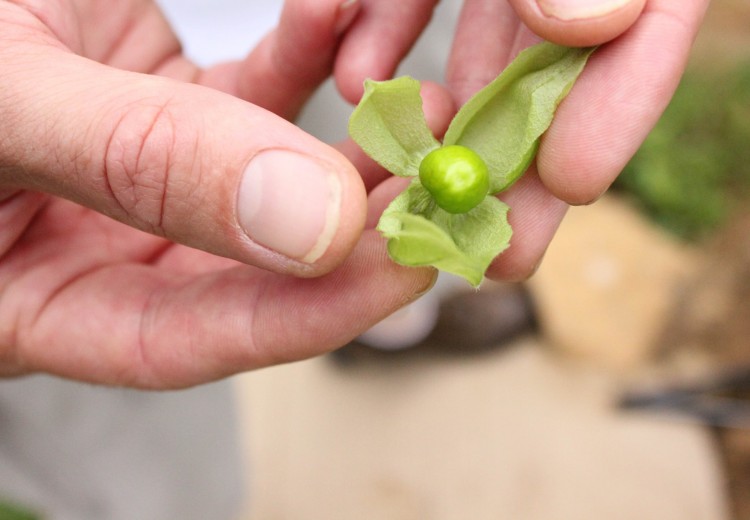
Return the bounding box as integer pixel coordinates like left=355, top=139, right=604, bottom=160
left=101, top=100, right=182, bottom=234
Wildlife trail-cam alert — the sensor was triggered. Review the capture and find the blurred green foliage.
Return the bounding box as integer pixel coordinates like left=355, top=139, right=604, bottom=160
left=0, top=499, right=40, bottom=520
left=616, top=60, right=750, bottom=241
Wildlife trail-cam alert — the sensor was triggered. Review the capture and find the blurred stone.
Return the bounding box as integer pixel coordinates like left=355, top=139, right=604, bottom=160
left=427, top=281, right=536, bottom=353
left=331, top=281, right=537, bottom=365
left=528, top=196, right=701, bottom=371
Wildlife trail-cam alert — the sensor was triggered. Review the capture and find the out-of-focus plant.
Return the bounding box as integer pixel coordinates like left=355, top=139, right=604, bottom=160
left=616, top=61, right=750, bottom=241
left=0, top=498, right=40, bottom=520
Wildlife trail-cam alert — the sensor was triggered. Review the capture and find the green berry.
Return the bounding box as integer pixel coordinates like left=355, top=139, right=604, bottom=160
left=418, top=145, right=490, bottom=214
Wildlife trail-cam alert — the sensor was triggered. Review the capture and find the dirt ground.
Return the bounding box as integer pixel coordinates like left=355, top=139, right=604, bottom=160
left=656, top=211, right=750, bottom=520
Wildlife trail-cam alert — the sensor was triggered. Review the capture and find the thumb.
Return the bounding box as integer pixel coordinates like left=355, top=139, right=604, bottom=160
left=508, top=0, right=647, bottom=47
left=1, top=46, right=366, bottom=276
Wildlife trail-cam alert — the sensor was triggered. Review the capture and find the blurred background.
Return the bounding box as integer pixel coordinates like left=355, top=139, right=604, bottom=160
left=3, top=0, right=750, bottom=519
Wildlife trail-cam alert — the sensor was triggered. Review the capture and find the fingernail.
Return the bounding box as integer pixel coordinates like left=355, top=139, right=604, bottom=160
left=334, top=0, right=361, bottom=36
left=537, top=0, right=630, bottom=20
left=238, top=150, right=341, bottom=263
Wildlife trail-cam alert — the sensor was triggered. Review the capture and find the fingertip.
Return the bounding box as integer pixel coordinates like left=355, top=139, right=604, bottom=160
left=420, top=81, right=456, bottom=139
left=509, top=0, right=646, bottom=47
left=333, top=0, right=439, bottom=104
left=333, top=41, right=396, bottom=105
left=366, top=176, right=411, bottom=228
left=542, top=174, right=609, bottom=207
left=533, top=39, right=645, bottom=206
left=331, top=22, right=392, bottom=105
left=334, top=56, right=374, bottom=105
left=226, top=0, right=362, bottom=117
left=536, top=146, right=612, bottom=205
left=486, top=171, right=568, bottom=281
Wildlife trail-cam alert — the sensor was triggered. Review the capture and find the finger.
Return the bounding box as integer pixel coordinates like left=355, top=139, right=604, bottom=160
left=10, top=232, right=435, bottom=388
left=507, top=0, right=647, bottom=47
left=87, top=2, right=184, bottom=74
left=536, top=0, right=710, bottom=205
left=0, top=191, right=49, bottom=257
left=417, top=80, right=457, bottom=140
left=365, top=176, right=412, bottom=228
left=0, top=40, right=366, bottom=277
left=446, top=0, right=645, bottom=105
left=334, top=0, right=441, bottom=103
left=447, top=0, right=526, bottom=105
left=200, top=0, right=363, bottom=119
left=488, top=168, right=568, bottom=281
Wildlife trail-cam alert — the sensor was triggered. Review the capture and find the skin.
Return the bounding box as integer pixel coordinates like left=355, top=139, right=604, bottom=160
left=0, top=0, right=711, bottom=388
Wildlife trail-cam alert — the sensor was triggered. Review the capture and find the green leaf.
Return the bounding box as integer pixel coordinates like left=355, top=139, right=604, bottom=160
left=348, top=77, right=440, bottom=177
left=377, top=181, right=511, bottom=286
left=444, top=43, right=596, bottom=193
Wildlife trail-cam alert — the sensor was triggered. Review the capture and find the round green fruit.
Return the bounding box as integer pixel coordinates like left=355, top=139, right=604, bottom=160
left=418, top=145, right=490, bottom=214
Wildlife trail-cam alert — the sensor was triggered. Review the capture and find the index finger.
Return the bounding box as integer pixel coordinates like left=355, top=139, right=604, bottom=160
left=333, top=0, right=441, bottom=103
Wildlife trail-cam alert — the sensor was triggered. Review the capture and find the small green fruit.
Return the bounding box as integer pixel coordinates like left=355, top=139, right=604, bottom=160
left=419, top=145, right=490, bottom=214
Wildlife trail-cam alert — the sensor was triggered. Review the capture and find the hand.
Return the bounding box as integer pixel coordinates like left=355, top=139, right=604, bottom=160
left=0, top=0, right=442, bottom=388
left=450, top=0, right=710, bottom=279
left=333, top=0, right=710, bottom=281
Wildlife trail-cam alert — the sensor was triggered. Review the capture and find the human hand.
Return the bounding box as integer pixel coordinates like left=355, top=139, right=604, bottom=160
left=0, top=0, right=447, bottom=388
left=332, top=0, right=710, bottom=281
left=448, top=0, right=710, bottom=279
